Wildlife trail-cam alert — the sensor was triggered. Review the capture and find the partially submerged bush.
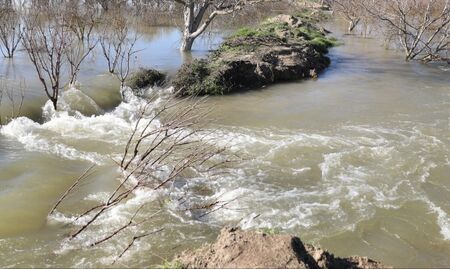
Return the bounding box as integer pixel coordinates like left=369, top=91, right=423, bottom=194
left=172, top=59, right=230, bottom=96
left=126, top=68, right=166, bottom=89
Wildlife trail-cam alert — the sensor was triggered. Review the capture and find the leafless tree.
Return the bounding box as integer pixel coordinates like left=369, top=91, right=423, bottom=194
left=115, top=34, right=139, bottom=88
left=170, top=0, right=274, bottom=51
left=99, top=11, right=131, bottom=74
left=22, top=9, right=70, bottom=110
left=22, top=3, right=101, bottom=109
left=330, top=0, right=365, bottom=33
left=66, top=1, right=99, bottom=42
left=363, top=0, right=450, bottom=62
left=95, top=0, right=127, bottom=12
left=66, top=34, right=98, bottom=87
left=65, top=6, right=99, bottom=86
left=0, top=6, right=23, bottom=58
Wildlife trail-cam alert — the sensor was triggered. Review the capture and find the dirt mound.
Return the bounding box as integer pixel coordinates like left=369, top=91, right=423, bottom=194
left=174, top=227, right=389, bottom=269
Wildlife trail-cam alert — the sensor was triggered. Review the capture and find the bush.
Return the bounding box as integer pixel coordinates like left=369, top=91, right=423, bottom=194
left=126, top=68, right=166, bottom=89
left=173, top=59, right=231, bottom=96
left=309, top=37, right=337, bottom=54
left=172, top=59, right=209, bottom=96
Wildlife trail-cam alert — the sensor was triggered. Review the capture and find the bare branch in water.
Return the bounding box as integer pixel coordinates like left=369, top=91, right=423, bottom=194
left=112, top=228, right=164, bottom=265
left=49, top=164, right=96, bottom=215
left=0, top=79, right=26, bottom=125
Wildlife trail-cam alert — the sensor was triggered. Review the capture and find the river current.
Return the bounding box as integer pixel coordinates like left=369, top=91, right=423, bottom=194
left=0, top=25, right=449, bottom=267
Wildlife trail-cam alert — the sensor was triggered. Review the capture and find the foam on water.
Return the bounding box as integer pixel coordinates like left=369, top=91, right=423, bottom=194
left=0, top=87, right=155, bottom=165
left=0, top=116, right=107, bottom=164
left=195, top=122, right=450, bottom=241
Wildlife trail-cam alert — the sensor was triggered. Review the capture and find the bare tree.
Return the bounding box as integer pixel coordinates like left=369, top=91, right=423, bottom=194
left=95, top=0, right=127, bottom=12
left=364, top=0, right=450, bottom=62
left=115, top=34, right=139, bottom=88
left=172, top=0, right=272, bottom=51
left=0, top=6, right=23, bottom=58
left=99, top=11, right=130, bottom=74
left=330, top=0, right=365, bottom=33
left=66, top=34, right=98, bottom=87
left=22, top=9, right=70, bottom=110
left=66, top=1, right=99, bottom=42
left=65, top=6, right=99, bottom=86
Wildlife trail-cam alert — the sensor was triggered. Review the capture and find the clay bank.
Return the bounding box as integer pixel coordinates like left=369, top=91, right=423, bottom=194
left=174, top=227, right=389, bottom=269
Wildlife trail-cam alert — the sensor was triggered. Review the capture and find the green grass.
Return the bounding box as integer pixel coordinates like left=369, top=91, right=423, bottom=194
left=216, top=43, right=258, bottom=54
left=309, top=37, right=337, bottom=53
left=232, top=27, right=260, bottom=38
left=295, top=7, right=329, bottom=23
left=232, top=26, right=275, bottom=38
left=258, top=227, right=281, bottom=235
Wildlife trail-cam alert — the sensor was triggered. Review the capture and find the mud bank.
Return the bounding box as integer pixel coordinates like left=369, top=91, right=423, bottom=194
left=174, top=227, right=389, bottom=269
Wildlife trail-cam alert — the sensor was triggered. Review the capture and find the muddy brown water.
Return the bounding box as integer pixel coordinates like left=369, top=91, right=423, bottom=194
left=0, top=24, right=449, bottom=267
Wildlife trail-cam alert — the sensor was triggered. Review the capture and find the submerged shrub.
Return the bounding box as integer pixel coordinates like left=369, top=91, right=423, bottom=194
left=126, top=68, right=166, bottom=89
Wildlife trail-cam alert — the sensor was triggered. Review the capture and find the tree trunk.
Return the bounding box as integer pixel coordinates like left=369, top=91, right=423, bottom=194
left=348, top=18, right=360, bottom=32
left=180, top=2, right=195, bottom=52
left=180, top=36, right=195, bottom=52
left=51, top=97, right=57, bottom=110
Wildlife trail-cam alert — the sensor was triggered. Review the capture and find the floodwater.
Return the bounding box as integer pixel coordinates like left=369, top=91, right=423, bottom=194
left=0, top=24, right=449, bottom=268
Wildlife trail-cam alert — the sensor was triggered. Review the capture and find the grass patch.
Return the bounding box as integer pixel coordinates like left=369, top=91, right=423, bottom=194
left=309, top=36, right=338, bottom=53
left=216, top=42, right=259, bottom=55
left=156, top=260, right=183, bottom=269
left=258, top=227, right=281, bottom=235
left=232, top=26, right=275, bottom=38
left=295, top=7, right=329, bottom=23
left=295, top=26, right=323, bottom=40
